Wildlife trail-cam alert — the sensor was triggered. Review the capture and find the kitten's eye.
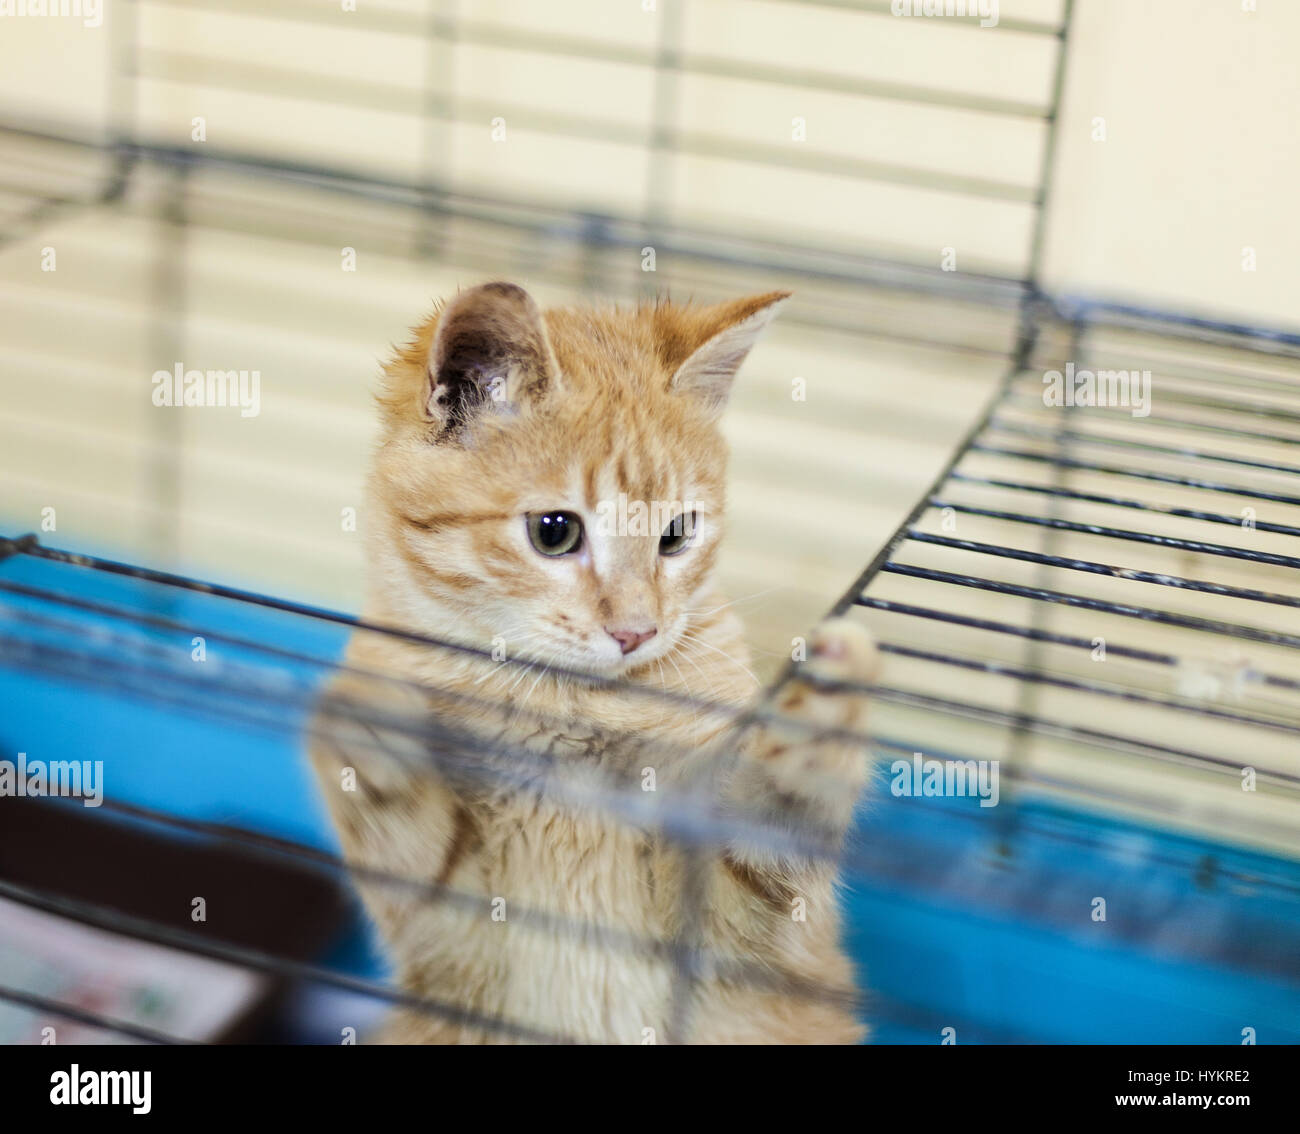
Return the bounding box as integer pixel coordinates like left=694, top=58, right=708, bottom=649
left=659, top=511, right=697, bottom=557
left=527, top=511, right=583, bottom=556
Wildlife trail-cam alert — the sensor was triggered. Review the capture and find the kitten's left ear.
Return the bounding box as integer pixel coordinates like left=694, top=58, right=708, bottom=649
left=424, top=281, right=560, bottom=439
left=667, top=290, right=791, bottom=419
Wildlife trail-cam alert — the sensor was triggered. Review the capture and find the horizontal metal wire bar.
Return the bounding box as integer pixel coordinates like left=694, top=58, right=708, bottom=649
left=5, top=620, right=817, bottom=1039
left=0, top=575, right=733, bottom=763
left=988, top=418, right=1300, bottom=477
left=0, top=624, right=942, bottom=890
left=0, top=181, right=1022, bottom=363
left=788, top=0, right=1067, bottom=36
left=0, top=573, right=941, bottom=943
left=154, top=0, right=1055, bottom=119
left=0, top=622, right=690, bottom=834
left=0, top=124, right=1032, bottom=315
left=0, top=982, right=190, bottom=1045
left=1067, top=348, right=1300, bottom=398
left=1002, top=393, right=1300, bottom=449
left=876, top=641, right=1300, bottom=734
left=14, top=610, right=1296, bottom=937
left=0, top=877, right=575, bottom=1045
left=132, top=48, right=1042, bottom=205
left=39, top=792, right=1278, bottom=1047
left=15, top=611, right=1294, bottom=1009
left=19, top=831, right=1197, bottom=1049
left=1009, top=375, right=1300, bottom=425
left=0, top=542, right=886, bottom=757
left=862, top=595, right=1167, bottom=664
left=12, top=572, right=1300, bottom=910
left=0, top=202, right=1019, bottom=366
left=672, top=126, right=1040, bottom=203
left=751, top=303, right=1017, bottom=359
left=670, top=52, right=1049, bottom=119
left=1054, top=295, right=1300, bottom=359
left=0, top=196, right=84, bottom=254
left=12, top=578, right=1287, bottom=882
left=922, top=502, right=1300, bottom=571
left=948, top=473, right=1300, bottom=539
left=6, top=539, right=746, bottom=720
left=858, top=681, right=1300, bottom=788
left=46, top=791, right=857, bottom=1017
left=1124, top=410, right=1300, bottom=450
left=17, top=616, right=1196, bottom=977
left=869, top=735, right=1300, bottom=898
left=906, top=528, right=1300, bottom=608
left=0, top=615, right=862, bottom=872
left=859, top=595, right=1300, bottom=692
left=880, top=562, right=1300, bottom=648
left=1093, top=384, right=1300, bottom=426
left=826, top=361, right=1031, bottom=618
left=968, top=444, right=1300, bottom=508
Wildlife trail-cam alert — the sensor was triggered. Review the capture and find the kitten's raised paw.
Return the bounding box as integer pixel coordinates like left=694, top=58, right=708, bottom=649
left=741, top=618, right=878, bottom=832
left=805, top=617, right=880, bottom=683
left=775, top=617, right=880, bottom=732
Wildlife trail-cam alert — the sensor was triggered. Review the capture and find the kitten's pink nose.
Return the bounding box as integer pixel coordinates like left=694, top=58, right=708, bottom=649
left=607, top=626, right=657, bottom=655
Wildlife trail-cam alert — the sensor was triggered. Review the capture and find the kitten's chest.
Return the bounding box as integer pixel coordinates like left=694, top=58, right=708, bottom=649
left=472, top=804, right=673, bottom=1042
left=480, top=800, right=658, bottom=921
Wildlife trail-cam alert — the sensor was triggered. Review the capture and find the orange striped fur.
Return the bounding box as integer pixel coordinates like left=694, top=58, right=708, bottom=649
left=309, top=283, right=877, bottom=1044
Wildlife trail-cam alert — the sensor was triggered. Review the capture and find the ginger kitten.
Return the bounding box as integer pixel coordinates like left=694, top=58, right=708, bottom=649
left=309, top=282, right=878, bottom=1044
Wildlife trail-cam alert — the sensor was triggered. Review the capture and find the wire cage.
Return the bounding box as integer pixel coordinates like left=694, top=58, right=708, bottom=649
left=2, top=0, right=1299, bottom=1044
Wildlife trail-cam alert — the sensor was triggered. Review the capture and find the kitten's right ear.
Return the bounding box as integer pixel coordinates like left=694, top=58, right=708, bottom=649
left=664, top=290, right=790, bottom=420
left=424, top=282, right=559, bottom=439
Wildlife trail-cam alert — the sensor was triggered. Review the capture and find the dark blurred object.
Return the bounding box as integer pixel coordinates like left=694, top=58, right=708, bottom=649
left=0, top=797, right=349, bottom=1043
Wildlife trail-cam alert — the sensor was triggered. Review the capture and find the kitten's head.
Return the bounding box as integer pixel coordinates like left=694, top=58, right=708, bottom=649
left=369, top=281, right=789, bottom=677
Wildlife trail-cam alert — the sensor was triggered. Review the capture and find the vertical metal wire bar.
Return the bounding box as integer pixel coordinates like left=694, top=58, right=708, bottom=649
left=104, top=0, right=140, bottom=201
left=995, top=318, right=1082, bottom=853
left=143, top=162, right=190, bottom=588
left=415, top=0, right=460, bottom=259
left=1024, top=0, right=1074, bottom=292
left=821, top=3, right=1075, bottom=624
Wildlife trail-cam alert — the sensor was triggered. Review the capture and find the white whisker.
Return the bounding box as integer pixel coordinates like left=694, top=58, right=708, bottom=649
left=684, top=587, right=780, bottom=620
left=678, top=630, right=762, bottom=691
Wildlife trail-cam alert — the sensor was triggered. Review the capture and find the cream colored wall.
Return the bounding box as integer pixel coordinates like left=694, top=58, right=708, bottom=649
left=1041, top=0, right=1300, bottom=327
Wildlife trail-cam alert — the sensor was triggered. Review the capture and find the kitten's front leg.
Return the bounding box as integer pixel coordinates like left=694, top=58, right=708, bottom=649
left=690, top=618, right=877, bottom=1042
left=307, top=667, right=469, bottom=922
left=723, top=617, right=879, bottom=862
